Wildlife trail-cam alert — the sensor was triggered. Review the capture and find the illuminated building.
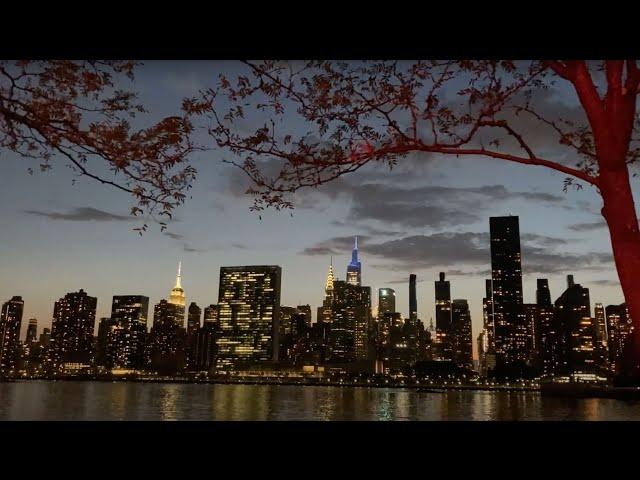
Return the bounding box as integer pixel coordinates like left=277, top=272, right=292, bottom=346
left=489, top=216, right=528, bottom=378
left=279, top=306, right=298, bottom=363
left=327, top=280, right=371, bottom=365
left=25, top=318, right=38, bottom=344
left=434, top=272, right=452, bottom=361
left=106, top=296, right=149, bottom=371
left=378, top=288, right=396, bottom=316
left=216, top=266, right=282, bottom=371
left=524, top=303, right=539, bottom=369
left=317, top=260, right=335, bottom=326
left=296, top=305, right=312, bottom=328
left=0, top=296, right=24, bottom=375
left=536, top=279, right=559, bottom=377
left=168, top=262, right=186, bottom=326
left=554, top=275, right=601, bottom=381
left=50, top=289, right=97, bottom=373
left=451, top=299, right=473, bottom=369
left=594, top=303, right=608, bottom=371
left=95, top=317, right=115, bottom=368
left=346, top=236, right=362, bottom=286
left=606, top=303, right=633, bottom=375
left=187, top=302, right=201, bottom=336
left=479, top=279, right=496, bottom=376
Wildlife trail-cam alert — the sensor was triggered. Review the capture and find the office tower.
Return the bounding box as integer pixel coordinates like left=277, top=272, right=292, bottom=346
left=524, top=303, right=539, bottom=368
left=594, top=303, right=608, bottom=371
left=203, top=304, right=218, bottom=324
left=409, top=274, right=418, bottom=321
left=50, top=289, right=97, bottom=373
left=25, top=318, right=38, bottom=344
left=480, top=279, right=496, bottom=376
left=535, top=279, right=558, bottom=377
left=434, top=272, right=452, bottom=361
left=148, top=299, right=187, bottom=375
left=317, top=260, right=335, bottom=325
left=554, top=275, right=600, bottom=381
left=279, top=305, right=298, bottom=363
left=451, top=299, right=473, bottom=369
left=489, top=216, right=527, bottom=377
left=95, top=317, right=116, bottom=368
left=216, top=266, right=282, bottom=371
left=107, top=295, right=149, bottom=371
left=346, top=236, right=362, bottom=286
left=378, top=288, right=396, bottom=316
left=296, top=305, right=312, bottom=328
left=0, top=296, right=25, bottom=374
left=187, top=302, right=201, bottom=336
left=606, top=303, right=633, bottom=375
left=328, top=280, right=371, bottom=364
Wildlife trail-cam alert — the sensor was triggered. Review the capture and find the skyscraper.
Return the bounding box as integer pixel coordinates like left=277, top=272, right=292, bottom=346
left=50, top=289, right=97, bottom=373
left=25, top=318, right=38, bottom=344
left=216, top=266, right=282, bottom=371
left=378, top=288, right=396, bottom=316
left=489, top=216, right=527, bottom=377
left=203, top=304, right=218, bottom=324
left=107, top=295, right=149, bottom=371
left=594, top=303, right=608, bottom=371
left=409, top=274, right=418, bottom=321
left=328, top=280, right=371, bottom=365
left=0, top=296, right=24, bottom=375
left=317, top=260, right=335, bottom=325
left=606, top=303, right=633, bottom=375
left=195, top=304, right=218, bottom=373
left=187, top=302, right=201, bottom=336
left=185, top=302, right=202, bottom=371
left=554, top=275, right=600, bottom=381
left=168, top=262, right=186, bottom=327
left=451, top=299, right=473, bottom=369
left=434, top=272, right=452, bottom=361
left=536, top=278, right=558, bottom=377
left=346, top=236, right=362, bottom=286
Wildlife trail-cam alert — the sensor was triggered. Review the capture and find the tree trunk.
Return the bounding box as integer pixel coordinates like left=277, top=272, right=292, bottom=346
left=599, top=165, right=640, bottom=379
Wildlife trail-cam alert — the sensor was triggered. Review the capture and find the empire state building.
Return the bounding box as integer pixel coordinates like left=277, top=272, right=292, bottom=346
left=169, top=261, right=186, bottom=308
left=346, top=236, right=362, bottom=286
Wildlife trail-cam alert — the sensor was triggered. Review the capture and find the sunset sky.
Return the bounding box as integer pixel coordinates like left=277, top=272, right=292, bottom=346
left=0, top=61, right=630, bottom=354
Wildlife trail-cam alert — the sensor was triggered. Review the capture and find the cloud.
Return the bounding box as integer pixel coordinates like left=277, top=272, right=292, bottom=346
left=591, top=279, right=620, bottom=287
left=302, top=231, right=614, bottom=277
left=183, top=243, right=206, bottom=253
left=568, top=221, right=607, bottom=232
left=163, top=232, right=184, bottom=240
left=24, top=207, right=131, bottom=222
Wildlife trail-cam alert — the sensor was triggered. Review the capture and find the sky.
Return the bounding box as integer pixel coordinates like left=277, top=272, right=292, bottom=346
left=0, top=61, right=632, bottom=358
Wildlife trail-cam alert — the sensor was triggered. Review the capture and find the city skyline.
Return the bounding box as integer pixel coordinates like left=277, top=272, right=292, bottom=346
left=0, top=61, right=628, bottom=349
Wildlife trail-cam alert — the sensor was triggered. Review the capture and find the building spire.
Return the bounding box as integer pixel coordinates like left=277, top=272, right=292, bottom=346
left=175, top=261, right=182, bottom=289
left=325, top=259, right=335, bottom=293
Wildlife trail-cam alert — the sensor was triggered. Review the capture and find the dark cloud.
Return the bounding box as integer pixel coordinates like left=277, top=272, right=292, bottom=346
left=232, top=243, right=248, bottom=250
left=301, top=235, right=370, bottom=257
left=302, top=231, right=614, bottom=276
left=183, top=244, right=206, bottom=253
left=568, top=221, right=607, bottom=232
left=163, top=232, right=184, bottom=240
left=591, top=279, right=620, bottom=287
left=24, top=207, right=132, bottom=222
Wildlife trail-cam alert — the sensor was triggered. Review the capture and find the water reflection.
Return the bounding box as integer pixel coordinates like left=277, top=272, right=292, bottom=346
left=2, top=381, right=640, bottom=420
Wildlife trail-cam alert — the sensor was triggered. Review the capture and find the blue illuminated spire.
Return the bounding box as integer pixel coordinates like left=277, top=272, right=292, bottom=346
left=347, top=236, right=361, bottom=285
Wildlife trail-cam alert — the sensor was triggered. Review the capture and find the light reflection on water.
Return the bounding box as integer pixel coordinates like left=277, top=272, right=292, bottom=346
left=1, top=381, right=640, bottom=421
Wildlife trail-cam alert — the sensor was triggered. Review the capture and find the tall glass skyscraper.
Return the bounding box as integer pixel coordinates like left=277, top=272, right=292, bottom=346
left=216, top=265, right=282, bottom=371
left=0, top=296, right=24, bottom=374
left=489, top=216, right=527, bottom=376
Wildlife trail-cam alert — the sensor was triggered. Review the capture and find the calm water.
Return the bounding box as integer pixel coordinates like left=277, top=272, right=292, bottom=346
left=1, top=380, right=640, bottom=420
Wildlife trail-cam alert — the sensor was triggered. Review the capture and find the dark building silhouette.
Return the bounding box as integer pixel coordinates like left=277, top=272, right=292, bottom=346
left=296, top=305, right=312, bottom=328
left=479, top=279, right=496, bottom=377
left=106, top=296, right=149, bottom=371
left=554, top=275, right=601, bottom=381
left=328, top=280, right=371, bottom=365
left=536, top=279, right=558, bottom=377
left=489, top=216, right=528, bottom=378
left=148, top=299, right=187, bottom=375
left=378, top=288, right=396, bottom=316
left=185, top=302, right=202, bottom=370
left=434, top=272, right=452, bottom=361
left=25, top=318, right=38, bottom=344
left=50, top=289, right=97, bottom=373
left=606, top=303, right=633, bottom=375
left=216, top=266, right=282, bottom=371
left=409, top=274, right=418, bottom=321
left=0, top=296, right=24, bottom=375
left=346, top=237, right=362, bottom=286
left=593, top=303, right=608, bottom=372
left=95, top=317, right=115, bottom=369
left=194, top=304, right=217, bottom=372
left=451, top=299, right=473, bottom=369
